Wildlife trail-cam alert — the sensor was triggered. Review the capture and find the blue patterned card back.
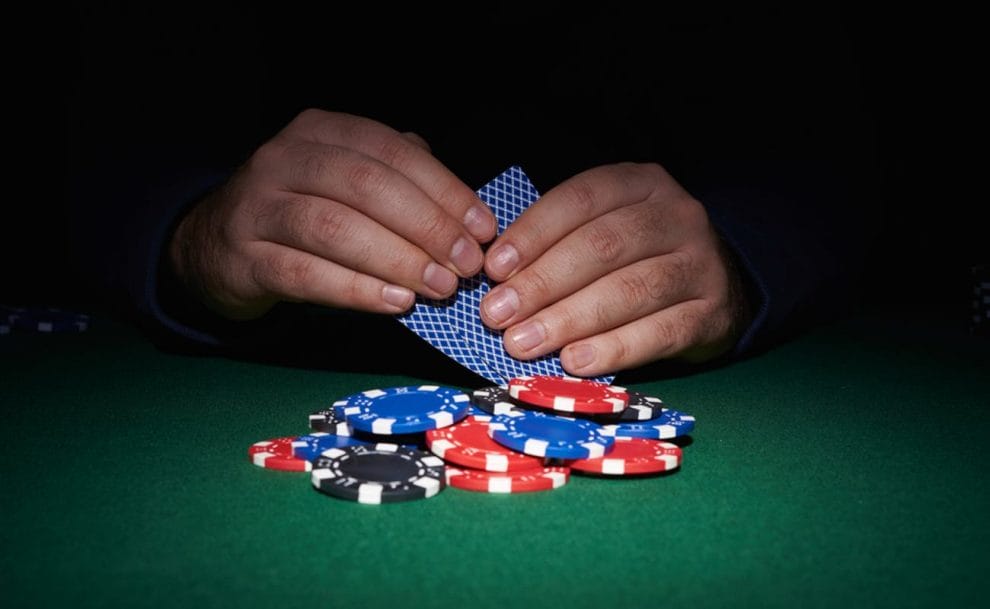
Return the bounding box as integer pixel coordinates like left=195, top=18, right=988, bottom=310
left=397, top=166, right=614, bottom=385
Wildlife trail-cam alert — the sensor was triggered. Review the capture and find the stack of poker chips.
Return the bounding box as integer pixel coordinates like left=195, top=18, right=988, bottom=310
left=1, top=305, right=90, bottom=335
left=247, top=376, right=695, bottom=505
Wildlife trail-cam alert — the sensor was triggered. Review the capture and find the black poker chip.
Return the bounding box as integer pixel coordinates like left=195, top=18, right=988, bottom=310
left=310, top=443, right=446, bottom=504
left=471, top=385, right=525, bottom=415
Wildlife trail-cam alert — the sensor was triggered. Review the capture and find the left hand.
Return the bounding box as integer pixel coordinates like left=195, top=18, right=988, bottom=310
left=479, top=162, right=753, bottom=376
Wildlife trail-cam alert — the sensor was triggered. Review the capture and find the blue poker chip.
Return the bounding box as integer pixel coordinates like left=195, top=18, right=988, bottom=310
left=342, top=386, right=471, bottom=434
left=292, top=432, right=371, bottom=461
left=487, top=410, right=614, bottom=459
left=599, top=409, right=696, bottom=439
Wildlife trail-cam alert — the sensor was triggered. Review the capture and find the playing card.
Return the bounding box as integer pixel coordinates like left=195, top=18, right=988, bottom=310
left=397, top=166, right=614, bottom=385
left=449, top=166, right=614, bottom=384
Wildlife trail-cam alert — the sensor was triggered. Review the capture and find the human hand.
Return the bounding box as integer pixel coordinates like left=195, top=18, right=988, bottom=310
left=479, top=163, right=753, bottom=376
left=168, top=109, right=496, bottom=320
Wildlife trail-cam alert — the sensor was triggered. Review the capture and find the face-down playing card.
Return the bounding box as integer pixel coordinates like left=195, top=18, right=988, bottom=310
left=397, top=166, right=614, bottom=385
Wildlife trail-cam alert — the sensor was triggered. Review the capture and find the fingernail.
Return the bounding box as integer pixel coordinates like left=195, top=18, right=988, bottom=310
left=483, top=286, right=519, bottom=325
left=423, top=262, right=458, bottom=295
left=382, top=284, right=415, bottom=310
left=450, top=236, right=483, bottom=275
left=566, top=343, right=597, bottom=370
left=508, top=321, right=545, bottom=352
left=463, top=204, right=494, bottom=241
left=488, top=244, right=519, bottom=278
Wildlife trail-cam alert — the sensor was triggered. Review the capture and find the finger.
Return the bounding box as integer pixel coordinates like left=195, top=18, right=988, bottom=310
left=269, top=141, right=484, bottom=277
left=255, top=194, right=460, bottom=299
left=287, top=109, right=496, bottom=242
left=560, top=299, right=723, bottom=377
left=499, top=254, right=697, bottom=360
left=481, top=201, right=677, bottom=329
left=401, top=131, right=431, bottom=152
left=248, top=241, right=417, bottom=314
left=484, top=163, right=666, bottom=281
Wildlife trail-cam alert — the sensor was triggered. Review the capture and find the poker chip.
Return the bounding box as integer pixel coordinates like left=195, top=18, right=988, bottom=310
left=343, top=385, right=470, bottom=434
left=615, top=391, right=669, bottom=421
left=471, top=385, right=525, bottom=415
left=488, top=409, right=614, bottom=459
left=248, top=437, right=313, bottom=472
left=599, top=409, right=696, bottom=439
left=291, top=432, right=371, bottom=461
left=569, top=437, right=682, bottom=476
left=426, top=415, right=545, bottom=472
left=508, top=375, right=628, bottom=414
left=465, top=404, right=490, bottom=417
left=308, top=402, right=353, bottom=435
left=311, top=443, right=446, bottom=504
left=445, top=466, right=570, bottom=493
left=3, top=306, right=90, bottom=333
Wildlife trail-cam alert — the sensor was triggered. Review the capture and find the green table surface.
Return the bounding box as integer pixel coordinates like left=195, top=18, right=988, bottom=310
left=2, top=310, right=988, bottom=609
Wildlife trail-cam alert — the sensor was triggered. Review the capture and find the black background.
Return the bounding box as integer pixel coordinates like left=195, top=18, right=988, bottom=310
left=4, top=3, right=985, bottom=325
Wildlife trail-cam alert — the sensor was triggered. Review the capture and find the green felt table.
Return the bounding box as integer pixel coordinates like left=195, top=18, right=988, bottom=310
left=2, top=310, right=988, bottom=609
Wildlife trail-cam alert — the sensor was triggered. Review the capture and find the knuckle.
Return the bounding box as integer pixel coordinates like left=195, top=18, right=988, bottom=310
left=584, top=221, right=625, bottom=265
left=561, top=178, right=599, bottom=217
left=246, top=140, right=283, bottom=173
left=415, top=210, right=454, bottom=246
left=603, top=332, right=631, bottom=369
left=376, top=133, right=414, bottom=169
left=647, top=315, right=680, bottom=352
left=295, top=145, right=343, bottom=185
left=616, top=268, right=661, bottom=310
left=312, top=206, right=357, bottom=249
left=253, top=252, right=310, bottom=295
left=517, top=265, right=554, bottom=301
left=343, top=158, right=389, bottom=200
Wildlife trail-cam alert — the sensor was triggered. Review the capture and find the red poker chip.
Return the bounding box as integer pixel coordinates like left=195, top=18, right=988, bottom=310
left=569, top=437, right=682, bottom=476
left=445, top=466, right=570, bottom=493
left=248, top=436, right=313, bottom=472
left=508, top=375, right=629, bottom=414
left=426, top=416, right=545, bottom=472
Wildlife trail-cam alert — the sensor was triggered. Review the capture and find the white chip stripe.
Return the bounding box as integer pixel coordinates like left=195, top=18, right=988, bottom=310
left=454, top=394, right=470, bottom=403
left=657, top=425, right=676, bottom=438
left=523, top=438, right=549, bottom=456
left=311, top=469, right=334, bottom=484
left=372, top=418, right=396, bottom=434
left=421, top=455, right=444, bottom=467
left=581, top=442, right=606, bottom=459
left=489, top=477, right=513, bottom=493
left=545, top=471, right=567, bottom=487
left=252, top=453, right=271, bottom=467
left=415, top=477, right=442, bottom=497
left=628, top=405, right=651, bottom=419
left=606, top=397, right=624, bottom=412
left=430, top=439, right=454, bottom=458
left=552, top=396, right=576, bottom=411
left=363, top=389, right=388, bottom=398
left=486, top=454, right=509, bottom=471
left=429, top=412, right=454, bottom=427
left=659, top=454, right=680, bottom=468
left=419, top=385, right=440, bottom=391
left=358, top=483, right=384, bottom=504
left=601, top=459, right=625, bottom=475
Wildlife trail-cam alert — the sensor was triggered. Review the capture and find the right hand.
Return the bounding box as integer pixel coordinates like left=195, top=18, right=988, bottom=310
left=167, top=109, right=496, bottom=320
